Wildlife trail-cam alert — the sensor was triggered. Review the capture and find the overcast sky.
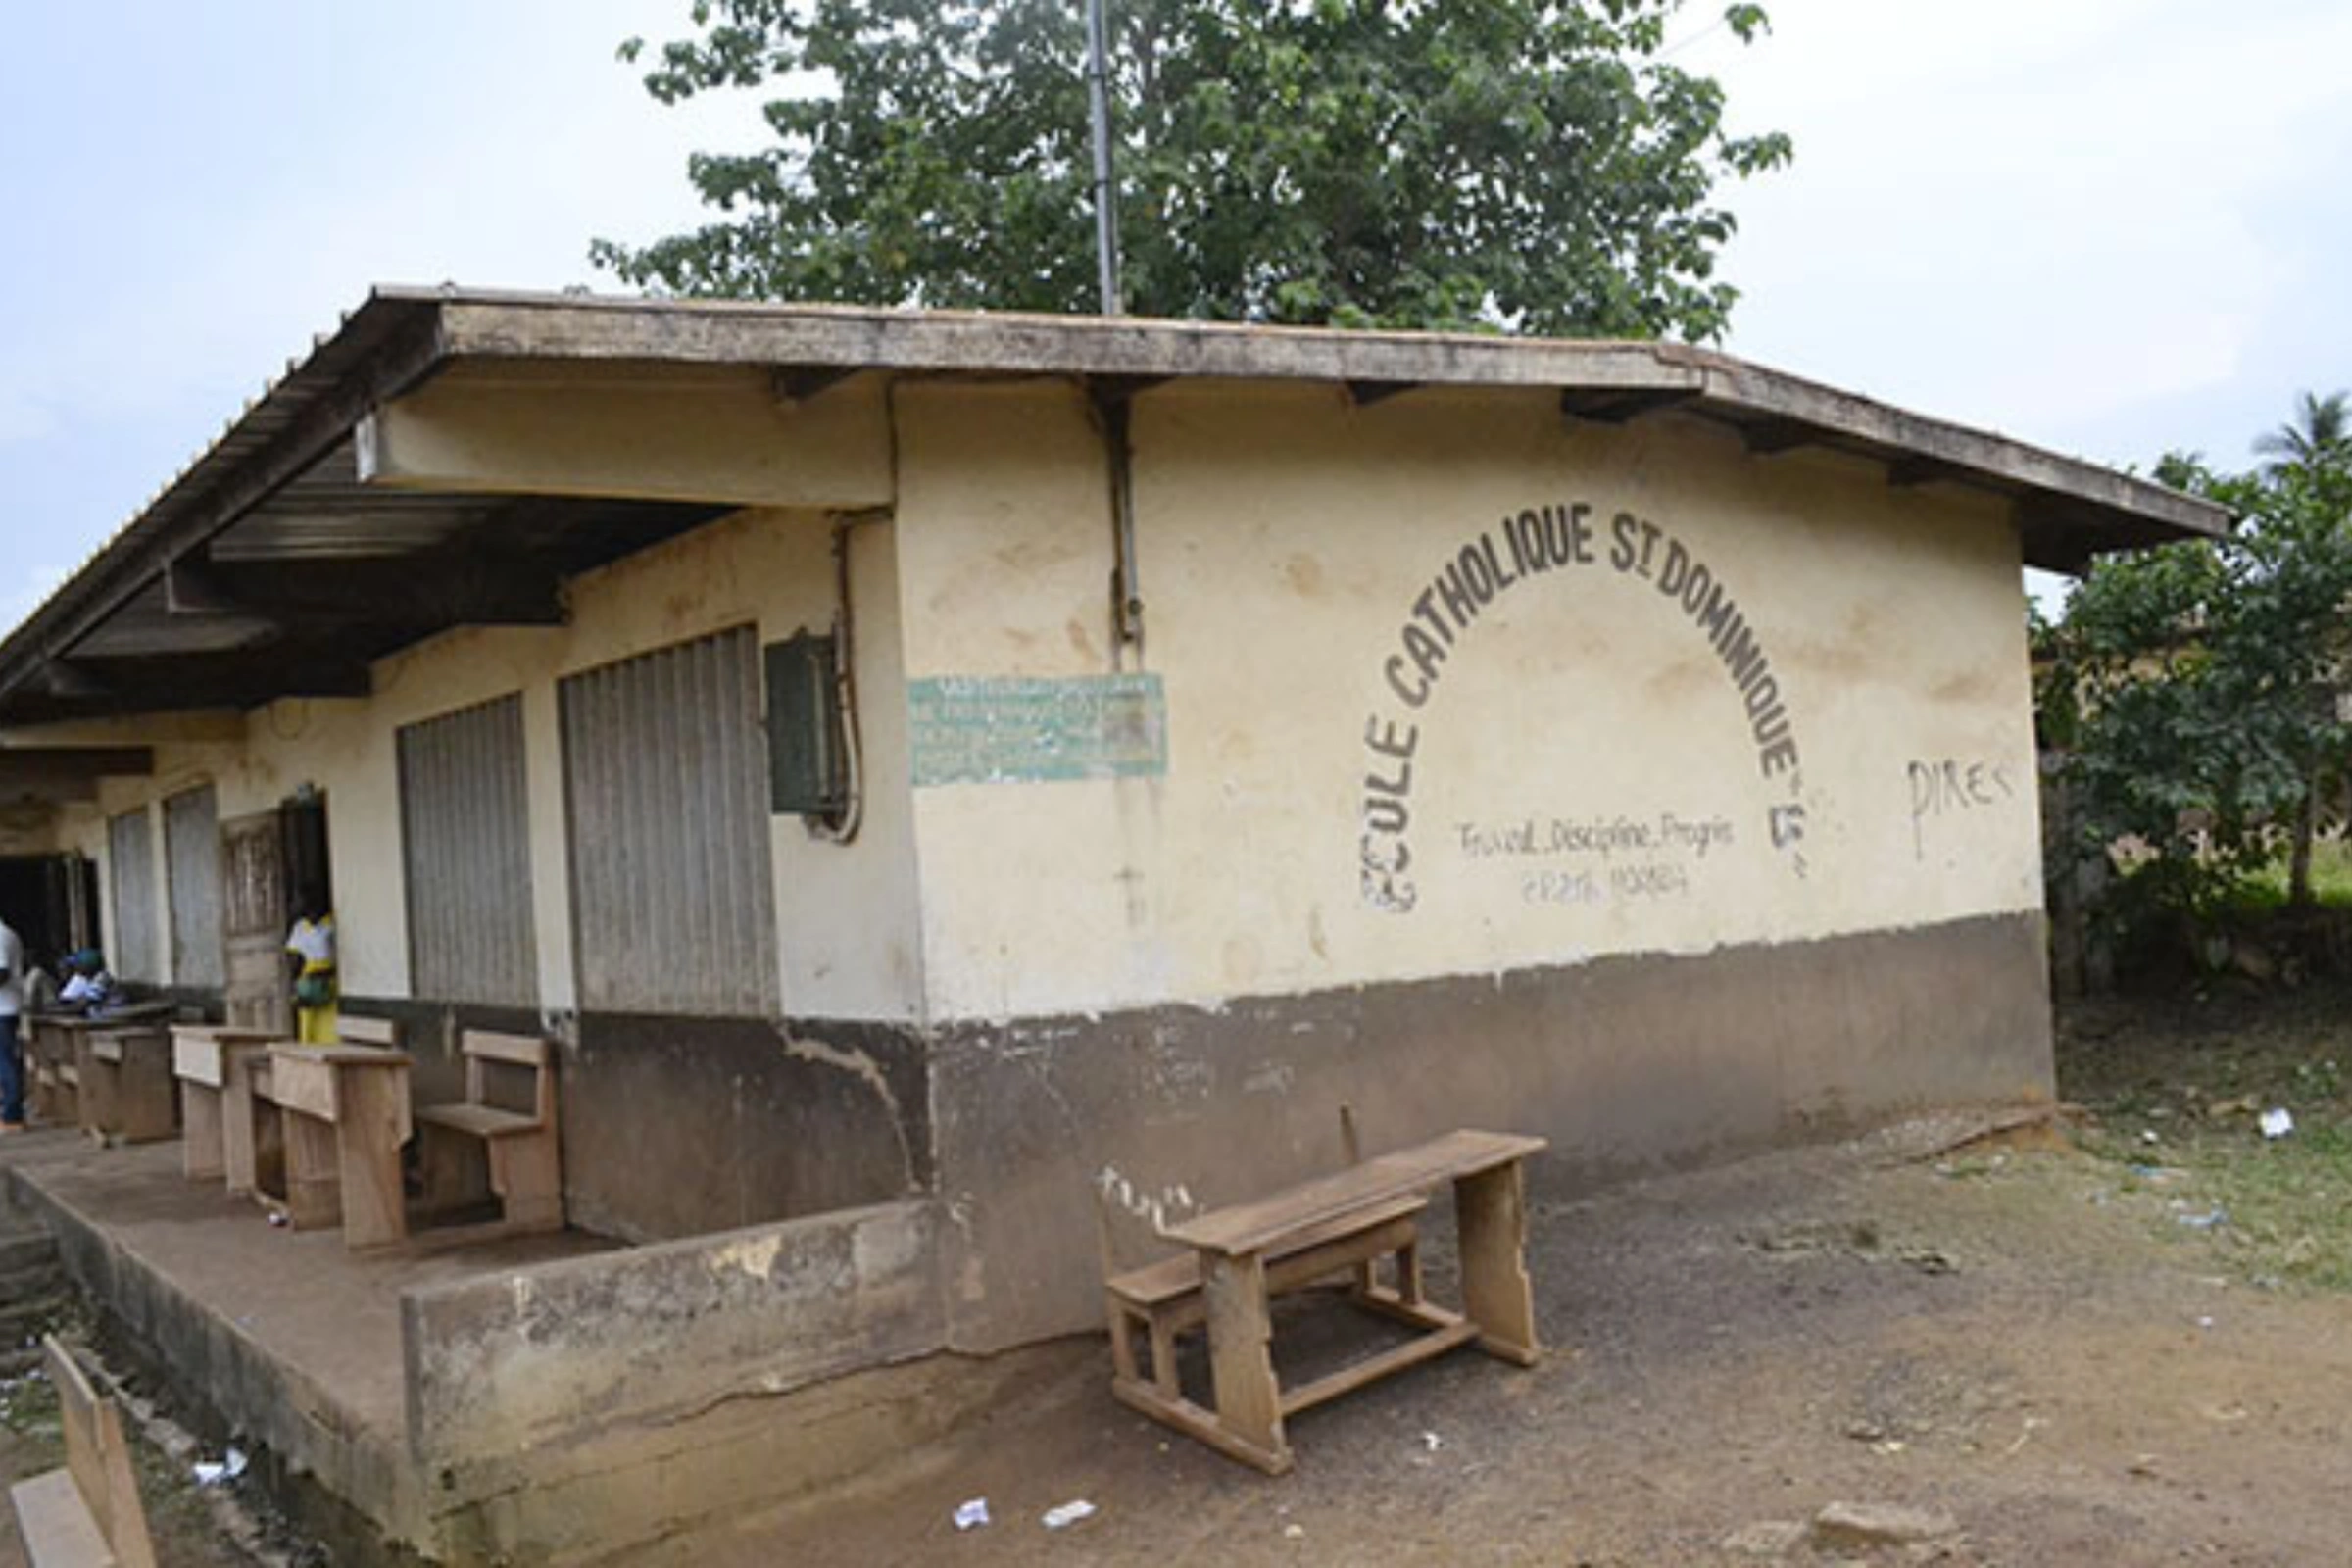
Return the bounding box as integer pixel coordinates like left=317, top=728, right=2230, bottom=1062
left=4, top=0, right=2348, bottom=634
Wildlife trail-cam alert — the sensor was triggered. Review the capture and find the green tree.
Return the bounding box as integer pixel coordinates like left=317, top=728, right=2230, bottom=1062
left=2253, top=390, right=2352, bottom=477
left=2039, top=397, right=2352, bottom=932
left=591, top=0, right=1792, bottom=340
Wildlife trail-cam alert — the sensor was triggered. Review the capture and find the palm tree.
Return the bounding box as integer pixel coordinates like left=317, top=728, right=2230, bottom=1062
left=2252, top=391, right=2352, bottom=906
left=2254, top=389, right=2352, bottom=478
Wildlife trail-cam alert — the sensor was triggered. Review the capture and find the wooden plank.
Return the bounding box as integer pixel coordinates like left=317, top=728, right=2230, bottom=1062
left=1457, top=1162, right=1541, bottom=1365
left=266, top=1052, right=339, bottom=1123
left=415, top=1103, right=536, bottom=1139
left=47, top=1341, right=102, bottom=1510
left=488, top=1118, right=564, bottom=1233
left=279, top=1112, right=344, bottom=1230
left=71, top=1039, right=109, bottom=1142
left=1278, top=1320, right=1480, bottom=1418
left=109, top=1033, right=177, bottom=1145
left=1108, top=1380, right=1292, bottom=1475
left=336, top=1016, right=399, bottom=1049
left=459, top=1029, right=547, bottom=1068
left=1109, top=1193, right=1426, bottom=1306
left=10, top=1468, right=113, bottom=1567
left=40, top=1337, right=156, bottom=1568
left=1347, top=1290, right=1465, bottom=1338
left=1165, top=1130, right=1544, bottom=1255
left=1262, top=1211, right=1422, bottom=1298
left=171, top=1029, right=278, bottom=1088
left=220, top=1054, right=268, bottom=1197
left=181, top=1082, right=226, bottom=1181
left=1200, top=1250, right=1287, bottom=1472
left=333, top=1063, right=410, bottom=1249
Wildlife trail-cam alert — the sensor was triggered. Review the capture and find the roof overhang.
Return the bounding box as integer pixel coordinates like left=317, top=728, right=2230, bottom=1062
left=0, top=746, right=152, bottom=808
left=0, top=287, right=2232, bottom=728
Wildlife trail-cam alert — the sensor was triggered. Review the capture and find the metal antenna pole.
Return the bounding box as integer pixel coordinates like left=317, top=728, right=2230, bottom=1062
left=1085, top=0, right=1123, bottom=316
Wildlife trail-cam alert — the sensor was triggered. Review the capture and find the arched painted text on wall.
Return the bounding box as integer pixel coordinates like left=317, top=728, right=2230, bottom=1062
left=1358, top=501, right=1810, bottom=913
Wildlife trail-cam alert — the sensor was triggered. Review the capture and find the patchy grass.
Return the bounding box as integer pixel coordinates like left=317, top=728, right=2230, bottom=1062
left=0, top=1354, right=64, bottom=1457
left=2236, top=838, right=2352, bottom=911
left=2063, top=982, right=2352, bottom=1293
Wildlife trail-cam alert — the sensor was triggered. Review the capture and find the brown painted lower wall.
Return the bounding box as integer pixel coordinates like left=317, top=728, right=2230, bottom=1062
left=371, top=911, right=2045, bottom=1348
left=562, top=1012, right=930, bottom=1242
left=343, top=1002, right=932, bottom=1245
left=928, top=910, right=2053, bottom=1351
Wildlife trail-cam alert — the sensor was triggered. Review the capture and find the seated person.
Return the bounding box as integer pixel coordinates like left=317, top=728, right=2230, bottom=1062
left=56, top=950, right=114, bottom=1011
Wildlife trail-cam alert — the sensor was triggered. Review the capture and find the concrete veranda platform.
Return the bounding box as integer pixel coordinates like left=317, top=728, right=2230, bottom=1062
left=0, top=1121, right=612, bottom=1555
left=0, top=1117, right=1005, bottom=1564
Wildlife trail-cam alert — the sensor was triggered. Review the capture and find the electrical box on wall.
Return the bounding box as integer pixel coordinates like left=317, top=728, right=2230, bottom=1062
left=764, top=633, right=848, bottom=819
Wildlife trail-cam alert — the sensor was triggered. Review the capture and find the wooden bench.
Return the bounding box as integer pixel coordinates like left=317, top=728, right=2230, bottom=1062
left=171, top=1027, right=284, bottom=1181
left=7, top=1337, right=156, bottom=1568
left=26, top=1017, right=79, bottom=1126
left=75, top=1026, right=176, bottom=1147
left=1117, top=1127, right=1546, bottom=1474
left=416, top=1030, right=563, bottom=1236
left=257, top=1043, right=413, bottom=1248
left=28, top=1007, right=174, bottom=1131
left=335, top=1015, right=399, bottom=1049
left=221, top=1017, right=403, bottom=1220
left=1106, top=1190, right=1428, bottom=1404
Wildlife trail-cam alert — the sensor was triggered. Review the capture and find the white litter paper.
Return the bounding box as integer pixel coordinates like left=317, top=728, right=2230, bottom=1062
left=1042, top=1500, right=1098, bottom=1530
left=952, top=1497, right=991, bottom=1531
left=193, top=1446, right=248, bottom=1487
left=2260, top=1107, right=2294, bottom=1139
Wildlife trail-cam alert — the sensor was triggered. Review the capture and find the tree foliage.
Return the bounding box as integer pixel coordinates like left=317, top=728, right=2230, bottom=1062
left=591, top=0, right=1792, bottom=340
left=2037, top=394, right=2352, bottom=921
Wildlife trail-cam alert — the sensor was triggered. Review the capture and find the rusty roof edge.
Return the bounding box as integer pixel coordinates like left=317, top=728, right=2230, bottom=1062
left=421, top=290, right=2230, bottom=539
left=1648, top=341, right=2232, bottom=539
left=0, top=291, right=451, bottom=704
left=2, top=287, right=2231, bottom=719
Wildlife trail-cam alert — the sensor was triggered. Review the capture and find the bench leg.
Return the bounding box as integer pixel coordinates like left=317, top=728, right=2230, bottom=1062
left=335, top=1070, right=409, bottom=1249
left=1200, top=1249, right=1291, bottom=1475
left=1148, top=1313, right=1182, bottom=1397
left=280, top=1111, right=343, bottom=1231
left=222, top=1081, right=260, bottom=1196
left=1106, top=1296, right=1141, bottom=1385
left=418, top=1123, right=483, bottom=1215
left=489, top=1130, right=564, bottom=1233
left=183, top=1084, right=225, bottom=1181
left=1456, top=1161, right=1539, bottom=1365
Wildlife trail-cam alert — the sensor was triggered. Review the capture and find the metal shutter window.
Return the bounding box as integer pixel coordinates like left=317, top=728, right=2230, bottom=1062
left=398, top=695, right=538, bottom=1005
left=559, top=626, right=781, bottom=1016
left=163, top=785, right=224, bottom=989
left=107, top=808, right=160, bottom=983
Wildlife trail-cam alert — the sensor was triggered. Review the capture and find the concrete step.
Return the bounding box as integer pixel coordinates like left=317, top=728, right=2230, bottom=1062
left=0, top=1264, right=65, bottom=1316
left=0, top=1228, right=57, bottom=1277
left=0, top=1293, right=66, bottom=1345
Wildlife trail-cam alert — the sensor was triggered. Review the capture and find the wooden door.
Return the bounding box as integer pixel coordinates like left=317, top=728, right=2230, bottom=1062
left=220, top=812, right=288, bottom=1034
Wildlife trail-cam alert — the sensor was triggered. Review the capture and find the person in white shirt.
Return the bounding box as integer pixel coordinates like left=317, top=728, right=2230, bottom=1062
left=0, top=917, right=24, bottom=1131
left=285, top=905, right=338, bottom=1045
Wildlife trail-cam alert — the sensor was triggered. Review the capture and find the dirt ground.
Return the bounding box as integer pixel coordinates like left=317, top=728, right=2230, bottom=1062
left=10, top=990, right=2352, bottom=1566
left=651, top=994, right=2352, bottom=1568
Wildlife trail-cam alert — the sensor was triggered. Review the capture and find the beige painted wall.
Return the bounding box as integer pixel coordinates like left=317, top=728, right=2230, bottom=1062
left=24, top=372, right=2040, bottom=1034
left=47, top=508, right=923, bottom=1020
left=893, top=380, right=2041, bottom=1023
left=0, top=805, right=58, bottom=858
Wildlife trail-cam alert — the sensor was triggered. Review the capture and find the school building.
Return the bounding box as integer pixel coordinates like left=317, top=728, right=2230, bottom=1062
left=0, top=290, right=2227, bottom=1559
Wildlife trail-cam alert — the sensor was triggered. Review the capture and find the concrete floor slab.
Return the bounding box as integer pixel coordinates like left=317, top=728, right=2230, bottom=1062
left=0, top=1124, right=612, bottom=1504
